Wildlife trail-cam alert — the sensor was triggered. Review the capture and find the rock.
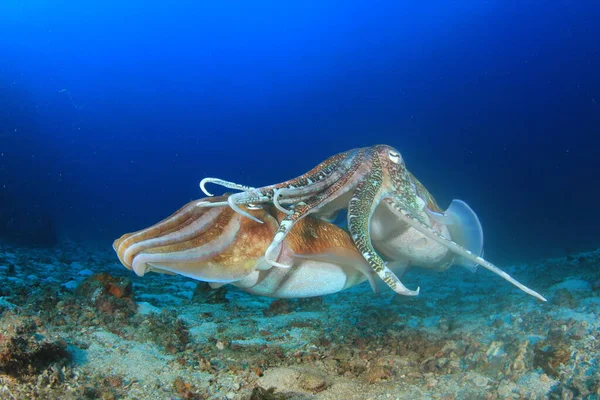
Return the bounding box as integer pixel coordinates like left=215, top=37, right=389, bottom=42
left=364, top=365, right=393, bottom=383
left=0, top=312, right=70, bottom=377
left=137, top=301, right=162, bottom=315
left=249, top=387, right=287, bottom=400
left=534, top=343, right=571, bottom=377
left=258, top=367, right=329, bottom=395
left=263, top=299, right=292, bottom=316
left=551, top=288, right=578, bottom=308
left=497, top=380, right=519, bottom=397
left=78, top=268, right=95, bottom=277
left=142, top=311, right=190, bottom=354
left=551, top=279, right=591, bottom=292
left=172, top=376, right=203, bottom=399
left=76, top=273, right=136, bottom=316
left=299, top=371, right=327, bottom=392
left=77, top=273, right=132, bottom=299
left=62, top=280, right=79, bottom=291
left=192, top=282, right=229, bottom=304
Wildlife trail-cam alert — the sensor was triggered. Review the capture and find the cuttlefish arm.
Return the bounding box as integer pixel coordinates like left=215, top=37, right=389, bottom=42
left=197, top=149, right=356, bottom=223
left=243, top=207, right=376, bottom=298
left=263, top=149, right=369, bottom=269
left=382, top=196, right=547, bottom=302
left=346, top=153, right=421, bottom=297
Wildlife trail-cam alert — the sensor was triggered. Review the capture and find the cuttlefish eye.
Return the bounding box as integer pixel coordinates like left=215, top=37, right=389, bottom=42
left=247, top=203, right=263, bottom=210
left=388, top=150, right=401, bottom=164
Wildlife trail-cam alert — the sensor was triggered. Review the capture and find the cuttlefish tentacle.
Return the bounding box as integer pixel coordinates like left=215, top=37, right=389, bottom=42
left=265, top=202, right=309, bottom=268
left=196, top=149, right=356, bottom=222
left=200, top=178, right=255, bottom=197
left=227, top=190, right=272, bottom=223
left=347, top=154, right=420, bottom=296
left=264, top=149, right=369, bottom=268
left=382, top=197, right=547, bottom=302
left=272, top=188, right=293, bottom=214
left=225, top=152, right=355, bottom=222
left=271, top=188, right=325, bottom=215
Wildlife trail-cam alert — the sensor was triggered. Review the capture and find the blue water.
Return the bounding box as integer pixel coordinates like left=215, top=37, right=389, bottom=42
left=1, top=0, right=599, bottom=264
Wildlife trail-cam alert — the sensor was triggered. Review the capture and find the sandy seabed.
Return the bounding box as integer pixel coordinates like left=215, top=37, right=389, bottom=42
left=0, top=241, right=599, bottom=399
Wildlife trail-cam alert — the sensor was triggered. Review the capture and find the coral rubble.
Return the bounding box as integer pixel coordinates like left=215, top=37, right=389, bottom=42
left=1, top=242, right=600, bottom=399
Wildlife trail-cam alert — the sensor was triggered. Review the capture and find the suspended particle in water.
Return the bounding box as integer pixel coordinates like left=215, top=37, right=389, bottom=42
left=59, top=89, right=84, bottom=110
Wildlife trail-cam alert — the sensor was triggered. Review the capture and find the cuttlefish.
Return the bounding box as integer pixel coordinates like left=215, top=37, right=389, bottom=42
left=197, top=145, right=546, bottom=301
left=114, top=196, right=374, bottom=298
left=114, top=195, right=546, bottom=301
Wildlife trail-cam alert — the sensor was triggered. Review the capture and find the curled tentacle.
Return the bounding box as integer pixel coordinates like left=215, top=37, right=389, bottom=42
left=226, top=190, right=272, bottom=223
left=272, top=188, right=293, bottom=215
left=200, top=178, right=255, bottom=197
left=196, top=149, right=357, bottom=220
left=265, top=202, right=310, bottom=268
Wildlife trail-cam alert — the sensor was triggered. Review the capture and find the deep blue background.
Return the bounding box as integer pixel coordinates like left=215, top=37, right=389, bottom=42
left=1, top=1, right=599, bottom=263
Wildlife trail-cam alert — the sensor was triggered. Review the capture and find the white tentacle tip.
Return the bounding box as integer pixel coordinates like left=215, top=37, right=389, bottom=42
left=266, top=252, right=292, bottom=269
left=227, top=198, right=264, bottom=224
left=392, top=283, right=420, bottom=297
left=265, top=243, right=288, bottom=268
left=272, top=261, right=292, bottom=269
left=247, top=214, right=264, bottom=224
left=531, top=291, right=547, bottom=302
left=403, top=286, right=420, bottom=296
left=199, top=178, right=215, bottom=196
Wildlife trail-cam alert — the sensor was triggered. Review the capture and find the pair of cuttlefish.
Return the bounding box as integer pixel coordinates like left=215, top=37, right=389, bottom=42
left=114, top=145, right=546, bottom=302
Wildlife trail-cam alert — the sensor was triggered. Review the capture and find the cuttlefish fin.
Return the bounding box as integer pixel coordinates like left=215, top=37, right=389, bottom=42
left=426, top=199, right=484, bottom=272
left=425, top=207, right=454, bottom=225
left=443, top=199, right=484, bottom=272
left=293, top=247, right=379, bottom=293
left=385, top=197, right=546, bottom=302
